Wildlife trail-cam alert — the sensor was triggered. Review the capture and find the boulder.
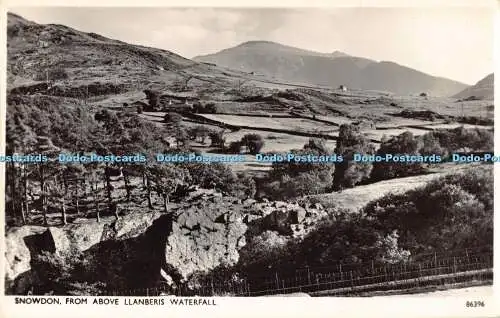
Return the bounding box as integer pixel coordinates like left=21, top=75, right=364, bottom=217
left=4, top=226, right=46, bottom=284
left=243, top=198, right=257, bottom=206
left=164, top=207, right=247, bottom=280
left=242, top=214, right=260, bottom=224
left=114, top=211, right=163, bottom=239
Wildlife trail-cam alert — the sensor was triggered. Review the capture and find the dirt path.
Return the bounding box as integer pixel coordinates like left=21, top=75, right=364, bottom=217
left=309, top=164, right=479, bottom=212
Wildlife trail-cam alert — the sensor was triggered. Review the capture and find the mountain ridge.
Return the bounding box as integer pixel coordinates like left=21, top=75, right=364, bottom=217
left=194, top=41, right=468, bottom=96
left=453, top=73, right=494, bottom=100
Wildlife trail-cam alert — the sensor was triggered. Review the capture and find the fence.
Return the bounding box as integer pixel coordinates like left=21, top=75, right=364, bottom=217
left=106, top=250, right=493, bottom=297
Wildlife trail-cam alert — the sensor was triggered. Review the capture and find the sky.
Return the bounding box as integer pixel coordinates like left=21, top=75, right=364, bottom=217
left=9, top=7, right=495, bottom=85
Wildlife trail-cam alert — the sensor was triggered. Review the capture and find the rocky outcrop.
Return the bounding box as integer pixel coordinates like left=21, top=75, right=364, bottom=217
left=166, top=199, right=247, bottom=280
left=5, top=191, right=330, bottom=294
left=4, top=226, right=46, bottom=286
left=242, top=200, right=328, bottom=238
left=4, top=212, right=164, bottom=294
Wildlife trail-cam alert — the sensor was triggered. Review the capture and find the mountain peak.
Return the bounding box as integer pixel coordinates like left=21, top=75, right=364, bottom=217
left=331, top=50, right=349, bottom=58
left=238, top=40, right=279, bottom=46
left=194, top=41, right=467, bottom=96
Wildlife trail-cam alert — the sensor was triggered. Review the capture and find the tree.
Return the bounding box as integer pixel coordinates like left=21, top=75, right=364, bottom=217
left=333, top=124, right=374, bottom=190
left=190, top=125, right=211, bottom=144
left=204, top=103, right=218, bottom=114
left=46, top=170, right=70, bottom=225
left=144, top=90, right=160, bottom=110
left=182, top=162, right=236, bottom=194
left=209, top=130, right=226, bottom=148
left=241, top=134, right=265, bottom=155
left=5, top=113, right=37, bottom=224
left=227, top=141, right=242, bottom=154
left=164, top=112, right=183, bottom=125
left=33, top=136, right=60, bottom=225
left=175, top=129, right=190, bottom=148
left=304, top=138, right=329, bottom=153
left=371, top=131, right=423, bottom=181
left=419, top=132, right=447, bottom=159
left=86, top=166, right=102, bottom=223
left=150, top=165, right=189, bottom=213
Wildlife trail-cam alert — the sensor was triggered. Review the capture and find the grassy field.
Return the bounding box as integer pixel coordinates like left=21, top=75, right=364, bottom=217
left=198, top=114, right=337, bottom=133
left=363, top=127, right=431, bottom=141
left=307, top=164, right=479, bottom=212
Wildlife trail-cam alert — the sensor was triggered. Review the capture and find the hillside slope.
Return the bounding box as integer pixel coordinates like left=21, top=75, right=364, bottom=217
left=194, top=41, right=468, bottom=96
left=453, top=73, right=494, bottom=100
left=6, top=12, right=251, bottom=94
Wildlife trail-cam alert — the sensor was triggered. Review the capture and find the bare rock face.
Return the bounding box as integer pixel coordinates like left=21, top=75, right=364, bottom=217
left=5, top=212, right=165, bottom=293
left=165, top=202, right=247, bottom=280
left=41, top=212, right=164, bottom=256
left=114, top=211, right=163, bottom=239
left=4, top=226, right=46, bottom=286
left=6, top=193, right=328, bottom=294
left=246, top=201, right=328, bottom=238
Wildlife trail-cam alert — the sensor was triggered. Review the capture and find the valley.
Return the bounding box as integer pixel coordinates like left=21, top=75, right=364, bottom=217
left=4, top=11, right=494, bottom=298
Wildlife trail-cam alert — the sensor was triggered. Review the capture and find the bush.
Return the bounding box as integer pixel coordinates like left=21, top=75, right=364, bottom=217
left=209, top=130, right=225, bottom=148
left=241, top=133, right=264, bottom=155
left=205, top=103, right=218, bottom=114
left=263, top=143, right=334, bottom=199
left=164, top=112, right=182, bottom=124
left=364, top=167, right=493, bottom=253
left=371, top=131, right=424, bottom=181
left=227, top=141, right=242, bottom=154
left=333, top=124, right=375, bottom=189
left=31, top=248, right=106, bottom=295
left=144, top=90, right=160, bottom=108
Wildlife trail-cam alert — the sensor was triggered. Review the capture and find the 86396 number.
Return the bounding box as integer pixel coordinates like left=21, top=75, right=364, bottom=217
left=466, top=301, right=485, bottom=307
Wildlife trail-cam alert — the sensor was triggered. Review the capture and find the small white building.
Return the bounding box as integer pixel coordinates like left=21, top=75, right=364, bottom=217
left=339, top=85, right=347, bottom=92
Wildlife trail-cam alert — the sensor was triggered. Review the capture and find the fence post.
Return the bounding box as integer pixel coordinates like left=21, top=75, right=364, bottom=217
left=434, top=252, right=437, bottom=276
left=307, top=266, right=311, bottom=285
left=275, top=272, right=280, bottom=291
left=417, top=263, right=422, bottom=287
left=350, top=271, right=354, bottom=288
left=371, top=260, right=374, bottom=274
left=211, top=277, right=215, bottom=296
left=339, top=264, right=343, bottom=282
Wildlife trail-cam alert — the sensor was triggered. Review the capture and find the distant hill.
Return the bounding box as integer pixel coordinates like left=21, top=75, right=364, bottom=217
left=194, top=41, right=468, bottom=96
left=453, top=73, right=494, bottom=100
left=6, top=12, right=218, bottom=90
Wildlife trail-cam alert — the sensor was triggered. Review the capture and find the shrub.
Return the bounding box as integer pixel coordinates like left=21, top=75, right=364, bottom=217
left=364, top=167, right=493, bottom=252
left=333, top=124, right=375, bottom=189
left=164, top=112, right=182, bottom=124
left=371, top=131, right=424, bottom=181
left=205, top=103, right=218, bottom=114
left=209, top=130, right=225, bottom=148
left=144, top=90, right=160, bottom=108
left=241, top=133, right=264, bottom=155
left=227, top=141, right=242, bottom=154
